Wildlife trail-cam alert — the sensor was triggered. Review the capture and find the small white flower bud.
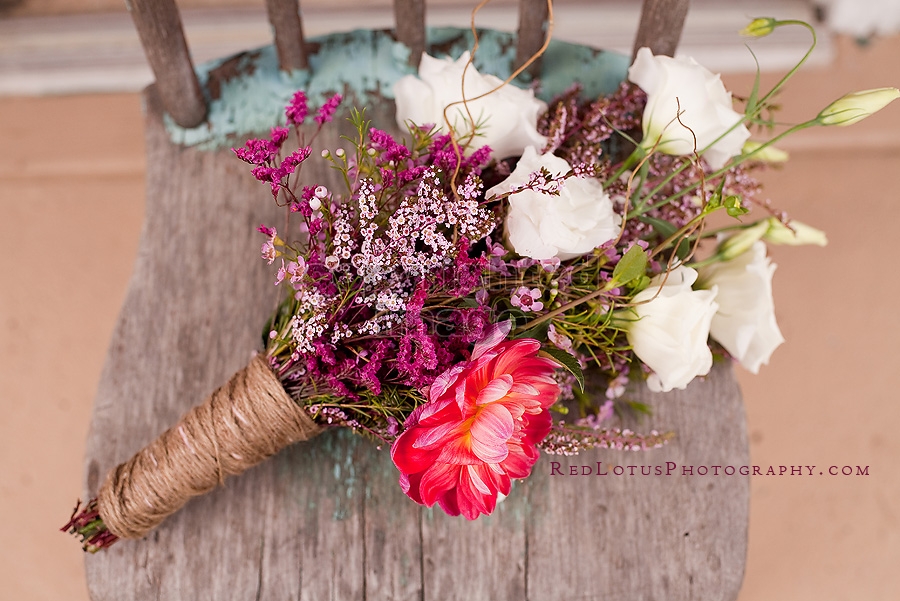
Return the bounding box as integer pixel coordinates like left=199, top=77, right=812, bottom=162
left=763, top=217, right=827, bottom=246
left=818, top=88, right=900, bottom=126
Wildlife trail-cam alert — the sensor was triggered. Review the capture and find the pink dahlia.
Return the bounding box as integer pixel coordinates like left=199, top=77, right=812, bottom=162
left=391, top=322, right=560, bottom=519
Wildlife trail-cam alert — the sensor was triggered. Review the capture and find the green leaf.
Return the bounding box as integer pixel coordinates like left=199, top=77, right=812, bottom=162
left=724, top=195, right=749, bottom=217
left=639, top=215, right=678, bottom=239
left=514, top=319, right=551, bottom=341
left=674, top=237, right=692, bottom=260
left=625, top=400, right=653, bottom=415
left=460, top=297, right=481, bottom=308
left=541, top=347, right=585, bottom=392
left=612, top=244, right=649, bottom=286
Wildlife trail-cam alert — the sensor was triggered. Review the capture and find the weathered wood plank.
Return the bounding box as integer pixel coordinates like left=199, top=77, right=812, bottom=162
left=394, top=0, right=426, bottom=66
left=516, top=0, right=550, bottom=79
left=265, top=0, right=309, bottom=71
left=634, top=0, right=690, bottom=58
left=526, top=361, right=748, bottom=600
left=127, top=0, right=206, bottom=127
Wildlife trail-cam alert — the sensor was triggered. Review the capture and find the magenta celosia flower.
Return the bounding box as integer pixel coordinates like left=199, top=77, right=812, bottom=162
left=391, top=322, right=560, bottom=519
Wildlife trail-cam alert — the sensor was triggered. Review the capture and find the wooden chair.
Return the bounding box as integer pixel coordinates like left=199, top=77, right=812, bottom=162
left=83, top=1, right=748, bottom=598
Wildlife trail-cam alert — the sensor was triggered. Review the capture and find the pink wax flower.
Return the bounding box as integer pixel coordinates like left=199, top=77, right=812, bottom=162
left=391, top=322, right=560, bottom=519
left=511, top=286, right=544, bottom=312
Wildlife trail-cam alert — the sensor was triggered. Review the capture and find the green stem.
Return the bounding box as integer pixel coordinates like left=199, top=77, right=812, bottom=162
left=628, top=120, right=816, bottom=220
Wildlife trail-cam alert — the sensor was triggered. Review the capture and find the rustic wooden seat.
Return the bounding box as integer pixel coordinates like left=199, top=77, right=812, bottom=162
left=83, top=1, right=748, bottom=598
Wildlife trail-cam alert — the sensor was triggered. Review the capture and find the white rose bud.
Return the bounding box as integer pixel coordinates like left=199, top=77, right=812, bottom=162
left=628, top=47, right=751, bottom=170
left=626, top=266, right=719, bottom=392
left=763, top=218, right=828, bottom=247
left=393, top=52, right=547, bottom=159
left=698, top=241, right=784, bottom=374
left=818, top=88, right=900, bottom=126
left=717, top=220, right=770, bottom=261
left=743, top=140, right=789, bottom=163
left=487, top=147, right=621, bottom=261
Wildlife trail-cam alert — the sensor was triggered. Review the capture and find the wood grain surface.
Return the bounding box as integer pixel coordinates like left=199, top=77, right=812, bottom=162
left=83, top=18, right=749, bottom=601
left=127, top=0, right=206, bottom=127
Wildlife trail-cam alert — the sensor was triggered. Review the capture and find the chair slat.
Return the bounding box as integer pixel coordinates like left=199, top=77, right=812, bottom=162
left=265, top=0, right=309, bottom=71
left=394, top=0, right=426, bottom=66
left=128, top=0, right=206, bottom=128
left=516, top=0, right=549, bottom=79
left=633, top=0, right=690, bottom=58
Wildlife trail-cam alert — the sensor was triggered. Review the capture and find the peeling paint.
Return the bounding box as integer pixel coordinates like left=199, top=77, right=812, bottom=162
left=165, top=27, right=629, bottom=149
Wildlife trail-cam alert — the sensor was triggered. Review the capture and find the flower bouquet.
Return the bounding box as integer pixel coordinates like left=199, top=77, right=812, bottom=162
left=65, top=18, right=898, bottom=552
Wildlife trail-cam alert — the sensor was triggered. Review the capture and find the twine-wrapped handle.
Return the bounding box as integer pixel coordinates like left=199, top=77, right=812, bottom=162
left=96, top=355, right=321, bottom=540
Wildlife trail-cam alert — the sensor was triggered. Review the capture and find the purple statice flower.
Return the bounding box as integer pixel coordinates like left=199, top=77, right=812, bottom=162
left=369, top=128, right=411, bottom=164
left=385, top=416, right=400, bottom=437
left=285, top=90, right=308, bottom=126
left=465, top=145, right=493, bottom=172
left=233, top=138, right=278, bottom=165
left=274, top=146, right=312, bottom=180
left=233, top=126, right=292, bottom=166
left=358, top=339, right=393, bottom=395
left=397, top=165, right=428, bottom=186
left=315, top=93, right=343, bottom=125
left=511, top=286, right=544, bottom=312
left=379, top=168, right=395, bottom=188
left=270, top=126, right=289, bottom=146
left=446, top=238, right=487, bottom=297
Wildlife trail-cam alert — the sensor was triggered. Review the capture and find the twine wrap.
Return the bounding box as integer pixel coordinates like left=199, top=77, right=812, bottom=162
left=97, top=354, right=322, bottom=540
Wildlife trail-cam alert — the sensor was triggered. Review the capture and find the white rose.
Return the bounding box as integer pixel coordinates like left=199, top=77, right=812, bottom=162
left=698, top=241, right=784, bottom=374
left=486, top=146, right=621, bottom=260
left=393, top=52, right=547, bottom=159
left=628, top=47, right=751, bottom=170
left=626, top=266, right=719, bottom=392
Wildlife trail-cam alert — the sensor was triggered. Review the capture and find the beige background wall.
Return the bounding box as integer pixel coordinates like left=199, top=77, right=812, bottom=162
left=1, top=3, right=899, bottom=600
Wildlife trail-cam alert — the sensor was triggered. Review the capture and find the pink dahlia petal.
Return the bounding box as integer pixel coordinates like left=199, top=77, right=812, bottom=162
left=456, top=469, right=495, bottom=519
left=500, top=441, right=539, bottom=479
left=417, top=397, right=460, bottom=426
left=471, top=320, right=512, bottom=360
left=435, top=436, right=480, bottom=465
left=427, top=362, right=467, bottom=401
left=510, top=382, right=540, bottom=396
left=470, top=404, right=514, bottom=448
left=420, top=463, right=461, bottom=507
left=391, top=429, right=438, bottom=474
left=412, top=421, right=466, bottom=451
left=476, top=374, right=514, bottom=405
left=521, top=409, right=553, bottom=445
left=466, top=464, right=492, bottom=496
left=437, top=489, right=461, bottom=517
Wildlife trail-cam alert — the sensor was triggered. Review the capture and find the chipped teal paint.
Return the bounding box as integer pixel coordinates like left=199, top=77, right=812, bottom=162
left=165, top=28, right=629, bottom=149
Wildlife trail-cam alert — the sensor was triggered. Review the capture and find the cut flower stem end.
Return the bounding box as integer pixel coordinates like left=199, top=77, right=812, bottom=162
left=61, top=499, right=119, bottom=553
